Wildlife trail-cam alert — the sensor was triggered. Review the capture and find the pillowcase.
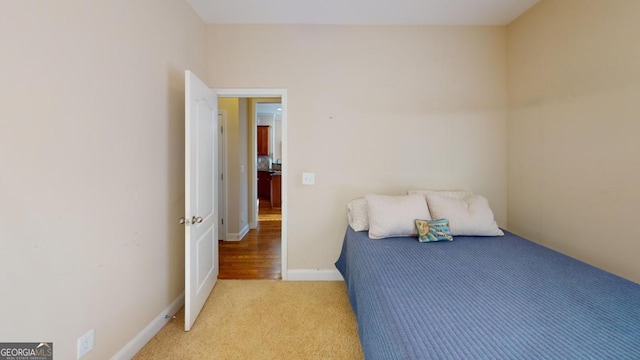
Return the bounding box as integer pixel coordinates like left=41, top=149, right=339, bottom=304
left=415, top=219, right=453, bottom=242
left=425, top=193, right=504, bottom=236
left=347, top=198, right=369, bottom=231
left=408, top=189, right=474, bottom=200
left=366, top=194, right=431, bottom=239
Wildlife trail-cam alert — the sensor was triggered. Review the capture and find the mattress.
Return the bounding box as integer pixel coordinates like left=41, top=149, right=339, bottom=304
left=335, top=227, right=640, bottom=359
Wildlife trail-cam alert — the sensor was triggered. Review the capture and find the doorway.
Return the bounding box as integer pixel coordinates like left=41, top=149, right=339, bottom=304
left=215, top=90, right=287, bottom=280
left=256, top=101, right=282, bottom=221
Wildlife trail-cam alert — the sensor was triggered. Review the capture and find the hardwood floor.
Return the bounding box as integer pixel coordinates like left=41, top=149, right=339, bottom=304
left=218, top=199, right=282, bottom=279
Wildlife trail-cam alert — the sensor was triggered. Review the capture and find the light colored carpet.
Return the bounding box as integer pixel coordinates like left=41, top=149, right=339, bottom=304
left=134, top=280, right=363, bottom=359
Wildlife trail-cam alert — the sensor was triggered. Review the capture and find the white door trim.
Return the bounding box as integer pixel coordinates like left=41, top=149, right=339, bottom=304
left=214, top=88, right=288, bottom=280
left=218, top=110, right=228, bottom=241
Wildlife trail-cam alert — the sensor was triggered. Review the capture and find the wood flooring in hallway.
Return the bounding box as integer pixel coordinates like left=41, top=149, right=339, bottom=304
left=218, top=200, right=282, bottom=279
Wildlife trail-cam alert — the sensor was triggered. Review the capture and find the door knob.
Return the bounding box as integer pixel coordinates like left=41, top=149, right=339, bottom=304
left=179, top=217, right=190, bottom=225
left=192, top=216, right=203, bottom=224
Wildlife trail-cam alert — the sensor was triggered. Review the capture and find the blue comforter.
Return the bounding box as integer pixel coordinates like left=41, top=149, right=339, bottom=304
left=335, top=227, right=640, bottom=359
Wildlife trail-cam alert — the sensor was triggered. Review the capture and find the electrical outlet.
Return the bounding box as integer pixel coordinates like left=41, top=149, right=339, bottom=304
left=77, top=329, right=94, bottom=359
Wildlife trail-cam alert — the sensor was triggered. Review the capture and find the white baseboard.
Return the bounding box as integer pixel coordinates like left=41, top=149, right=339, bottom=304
left=111, top=292, right=184, bottom=360
left=238, top=224, right=249, bottom=239
left=225, top=224, right=250, bottom=241
left=286, top=269, right=344, bottom=281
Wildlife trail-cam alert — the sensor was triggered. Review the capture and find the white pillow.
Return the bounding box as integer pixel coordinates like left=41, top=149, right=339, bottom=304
left=347, top=198, right=369, bottom=231
left=425, top=193, right=504, bottom=236
left=365, top=194, right=431, bottom=239
left=408, top=189, right=474, bottom=200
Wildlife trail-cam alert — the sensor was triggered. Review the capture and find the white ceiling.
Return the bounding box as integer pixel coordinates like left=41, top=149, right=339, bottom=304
left=187, top=0, right=539, bottom=26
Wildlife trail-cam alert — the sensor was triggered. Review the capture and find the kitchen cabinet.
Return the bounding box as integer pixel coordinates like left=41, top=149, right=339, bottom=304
left=258, top=171, right=271, bottom=200
left=271, top=174, right=281, bottom=208
left=258, top=170, right=281, bottom=208
left=257, top=125, right=269, bottom=156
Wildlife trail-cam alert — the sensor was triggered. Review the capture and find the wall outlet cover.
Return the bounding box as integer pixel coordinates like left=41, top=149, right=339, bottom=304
left=77, top=329, right=94, bottom=359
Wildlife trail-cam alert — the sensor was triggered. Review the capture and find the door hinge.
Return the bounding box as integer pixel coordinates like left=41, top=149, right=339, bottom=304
left=221, top=173, right=223, bottom=181
left=221, top=218, right=224, bottom=225
left=220, top=126, right=223, bottom=133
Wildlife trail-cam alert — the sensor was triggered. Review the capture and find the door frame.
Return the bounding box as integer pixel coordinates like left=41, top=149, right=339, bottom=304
left=214, top=88, right=288, bottom=280
left=252, top=100, right=282, bottom=228
left=218, top=110, right=227, bottom=240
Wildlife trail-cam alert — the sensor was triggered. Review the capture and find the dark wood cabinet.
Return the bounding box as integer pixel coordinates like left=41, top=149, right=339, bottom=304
left=258, top=171, right=271, bottom=200
left=257, top=125, right=269, bottom=156
left=258, top=171, right=281, bottom=208
left=271, top=174, right=281, bottom=208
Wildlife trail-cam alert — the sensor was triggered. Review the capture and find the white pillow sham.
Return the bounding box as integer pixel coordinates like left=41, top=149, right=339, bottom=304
left=366, top=194, right=431, bottom=239
left=347, top=198, right=369, bottom=231
left=408, top=189, right=474, bottom=200
left=425, top=193, right=504, bottom=236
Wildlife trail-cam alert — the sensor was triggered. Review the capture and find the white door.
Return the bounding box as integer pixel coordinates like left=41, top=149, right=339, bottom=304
left=184, top=70, right=218, bottom=331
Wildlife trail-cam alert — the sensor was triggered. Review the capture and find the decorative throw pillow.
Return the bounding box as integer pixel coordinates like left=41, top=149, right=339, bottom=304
left=365, top=194, right=431, bottom=239
left=425, top=193, right=504, bottom=236
left=408, top=189, right=474, bottom=201
left=347, top=198, right=369, bottom=231
left=415, top=219, right=453, bottom=242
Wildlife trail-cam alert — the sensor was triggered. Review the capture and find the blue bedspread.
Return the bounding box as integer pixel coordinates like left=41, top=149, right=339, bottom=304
left=335, top=227, right=640, bottom=359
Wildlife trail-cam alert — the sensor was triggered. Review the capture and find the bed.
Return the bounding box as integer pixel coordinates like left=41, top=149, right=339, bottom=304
left=335, top=226, right=640, bottom=359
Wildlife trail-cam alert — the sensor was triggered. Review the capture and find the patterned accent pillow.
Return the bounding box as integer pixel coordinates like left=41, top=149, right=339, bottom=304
left=415, top=219, right=454, bottom=243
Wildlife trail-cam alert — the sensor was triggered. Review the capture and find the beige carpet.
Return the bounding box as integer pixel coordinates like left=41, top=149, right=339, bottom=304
left=134, top=280, right=363, bottom=359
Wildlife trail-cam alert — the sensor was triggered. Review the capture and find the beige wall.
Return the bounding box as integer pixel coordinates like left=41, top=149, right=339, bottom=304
left=13, top=1, right=638, bottom=355
left=218, top=98, right=249, bottom=237
left=0, top=1, right=206, bottom=358
left=238, top=98, right=249, bottom=231
left=206, top=25, right=508, bottom=270
left=507, top=0, right=640, bottom=283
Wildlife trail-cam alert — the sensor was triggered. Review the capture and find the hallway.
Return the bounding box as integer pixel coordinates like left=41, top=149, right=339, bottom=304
left=218, top=200, right=282, bottom=279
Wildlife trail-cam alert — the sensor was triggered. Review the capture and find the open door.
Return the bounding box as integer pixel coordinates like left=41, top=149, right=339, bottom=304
left=184, top=70, right=218, bottom=331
